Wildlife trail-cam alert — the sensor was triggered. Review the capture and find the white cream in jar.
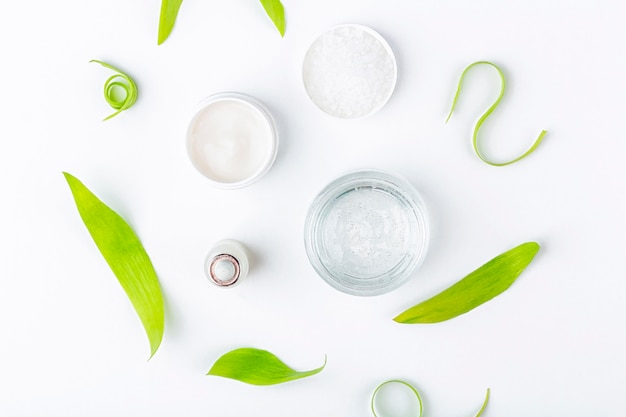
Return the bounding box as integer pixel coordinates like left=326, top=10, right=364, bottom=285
left=186, top=93, right=278, bottom=189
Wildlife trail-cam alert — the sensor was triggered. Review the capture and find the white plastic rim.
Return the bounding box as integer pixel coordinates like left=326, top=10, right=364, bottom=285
left=186, top=92, right=279, bottom=189
left=302, top=24, right=398, bottom=119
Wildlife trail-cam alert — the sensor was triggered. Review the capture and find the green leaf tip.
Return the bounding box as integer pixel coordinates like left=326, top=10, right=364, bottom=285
left=446, top=61, right=547, bottom=166
left=394, top=242, right=540, bottom=324
left=157, top=0, right=283, bottom=43
left=63, top=172, right=164, bottom=358
left=207, top=347, right=325, bottom=385
left=371, top=380, right=490, bottom=417
left=90, top=60, right=138, bottom=121
left=158, top=0, right=184, bottom=45
left=259, top=0, right=286, bottom=37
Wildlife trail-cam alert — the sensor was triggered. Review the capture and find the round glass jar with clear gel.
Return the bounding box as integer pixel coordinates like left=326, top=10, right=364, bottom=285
left=186, top=93, right=278, bottom=189
left=304, top=170, right=429, bottom=296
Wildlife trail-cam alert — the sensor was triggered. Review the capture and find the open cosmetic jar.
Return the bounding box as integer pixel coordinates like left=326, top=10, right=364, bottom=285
left=302, top=24, right=397, bottom=119
left=186, top=93, right=279, bottom=189
left=304, top=170, right=429, bottom=296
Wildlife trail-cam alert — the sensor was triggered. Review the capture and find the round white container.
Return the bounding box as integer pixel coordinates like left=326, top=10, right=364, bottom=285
left=186, top=93, right=279, bottom=189
left=302, top=24, right=397, bottom=119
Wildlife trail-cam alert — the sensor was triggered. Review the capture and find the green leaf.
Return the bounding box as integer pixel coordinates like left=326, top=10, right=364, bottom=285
left=90, top=60, right=138, bottom=121
left=371, top=380, right=490, bottom=417
left=394, top=242, right=540, bottom=324
left=63, top=172, right=164, bottom=358
left=158, top=0, right=184, bottom=45
left=207, top=348, right=325, bottom=385
left=259, top=0, right=286, bottom=37
left=446, top=61, right=547, bottom=166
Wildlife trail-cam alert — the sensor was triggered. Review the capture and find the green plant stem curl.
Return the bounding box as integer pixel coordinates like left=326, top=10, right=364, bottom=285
left=446, top=61, right=547, bottom=166
left=90, top=60, right=138, bottom=121
left=371, top=380, right=489, bottom=417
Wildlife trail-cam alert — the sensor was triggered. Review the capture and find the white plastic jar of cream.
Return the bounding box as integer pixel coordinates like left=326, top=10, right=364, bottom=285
left=186, top=93, right=279, bottom=189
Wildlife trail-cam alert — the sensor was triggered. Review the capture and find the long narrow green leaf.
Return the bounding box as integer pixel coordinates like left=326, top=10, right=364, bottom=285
left=63, top=172, right=164, bottom=358
left=446, top=61, right=547, bottom=166
left=158, top=0, right=184, bottom=45
left=259, top=0, right=286, bottom=37
left=394, top=242, right=540, bottom=324
left=207, top=348, right=325, bottom=385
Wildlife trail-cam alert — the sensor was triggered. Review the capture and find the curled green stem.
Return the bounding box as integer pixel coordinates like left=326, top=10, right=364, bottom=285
left=90, top=60, right=138, bottom=121
left=446, top=61, right=547, bottom=166
left=371, top=380, right=423, bottom=417
left=371, top=380, right=490, bottom=417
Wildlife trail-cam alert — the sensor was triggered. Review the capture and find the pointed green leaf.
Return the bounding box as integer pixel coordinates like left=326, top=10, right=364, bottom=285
left=207, top=348, right=325, bottom=385
left=394, top=242, right=540, bottom=324
left=259, top=0, right=286, bottom=37
left=63, top=172, right=164, bottom=358
left=158, top=0, right=184, bottom=45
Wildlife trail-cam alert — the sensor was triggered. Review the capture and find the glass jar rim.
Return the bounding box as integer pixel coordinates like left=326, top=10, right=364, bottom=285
left=304, top=169, right=429, bottom=296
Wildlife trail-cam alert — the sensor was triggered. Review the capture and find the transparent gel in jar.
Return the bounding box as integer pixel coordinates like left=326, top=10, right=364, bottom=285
left=304, top=170, right=429, bottom=296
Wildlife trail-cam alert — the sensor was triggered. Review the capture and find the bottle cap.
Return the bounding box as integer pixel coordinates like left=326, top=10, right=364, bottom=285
left=205, top=239, right=250, bottom=288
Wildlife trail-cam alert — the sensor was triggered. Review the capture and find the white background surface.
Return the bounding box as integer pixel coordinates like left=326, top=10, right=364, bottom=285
left=1, top=0, right=625, bottom=415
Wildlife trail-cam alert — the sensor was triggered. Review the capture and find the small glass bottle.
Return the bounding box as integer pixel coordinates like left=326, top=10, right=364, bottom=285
left=205, top=239, right=250, bottom=287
